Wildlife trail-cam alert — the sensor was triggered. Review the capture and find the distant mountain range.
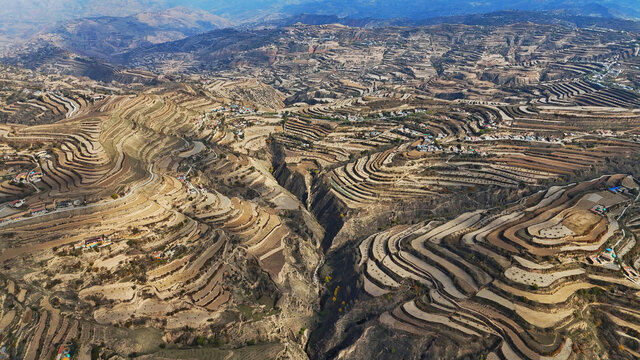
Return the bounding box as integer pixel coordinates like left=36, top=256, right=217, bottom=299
left=2, top=3, right=640, bottom=79
left=1, top=0, right=639, bottom=49
left=256, top=10, right=640, bottom=32
left=32, top=7, right=232, bottom=60
left=281, top=0, right=640, bottom=20
left=111, top=9, right=640, bottom=71
left=9, top=8, right=640, bottom=67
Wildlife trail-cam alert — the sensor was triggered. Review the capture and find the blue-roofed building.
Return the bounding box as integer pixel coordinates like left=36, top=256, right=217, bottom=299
left=608, top=186, right=624, bottom=194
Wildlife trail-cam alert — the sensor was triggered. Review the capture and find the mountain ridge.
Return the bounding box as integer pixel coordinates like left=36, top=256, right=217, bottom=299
left=30, top=7, right=233, bottom=60
left=1, top=0, right=638, bottom=48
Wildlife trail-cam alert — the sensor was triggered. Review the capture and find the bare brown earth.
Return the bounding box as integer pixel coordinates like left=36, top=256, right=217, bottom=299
left=563, top=210, right=602, bottom=235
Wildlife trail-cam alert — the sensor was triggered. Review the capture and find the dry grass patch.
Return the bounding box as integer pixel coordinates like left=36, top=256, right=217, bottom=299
left=562, top=210, right=601, bottom=235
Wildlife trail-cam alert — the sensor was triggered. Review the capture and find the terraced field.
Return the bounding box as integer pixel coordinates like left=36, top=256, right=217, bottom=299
left=0, top=82, right=321, bottom=359
left=355, top=175, right=640, bottom=359
left=271, top=97, right=640, bottom=212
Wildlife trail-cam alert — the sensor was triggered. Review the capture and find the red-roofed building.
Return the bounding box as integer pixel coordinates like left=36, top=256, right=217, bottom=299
left=9, top=199, right=24, bottom=208
left=30, top=207, right=46, bottom=216
left=623, top=266, right=638, bottom=278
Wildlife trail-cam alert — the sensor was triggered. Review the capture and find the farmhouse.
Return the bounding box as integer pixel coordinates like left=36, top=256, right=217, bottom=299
left=590, top=205, right=607, bottom=215
left=9, top=199, right=24, bottom=208
left=587, top=255, right=602, bottom=265
left=74, top=236, right=111, bottom=250
left=601, top=248, right=616, bottom=262
left=85, top=237, right=101, bottom=248
left=86, top=236, right=110, bottom=248
left=608, top=186, right=625, bottom=194
left=13, top=172, right=27, bottom=183
left=623, top=266, right=639, bottom=279
left=56, top=200, right=73, bottom=208
left=29, top=207, right=46, bottom=216
left=55, top=344, right=71, bottom=360
left=28, top=171, right=43, bottom=182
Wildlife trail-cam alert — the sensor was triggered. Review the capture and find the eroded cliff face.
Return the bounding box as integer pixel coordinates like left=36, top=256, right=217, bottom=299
left=271, top=142, right=347, bottom=252
left=268, top=129, right=640, bottom=359
left=308, top=180, right=346, bottom=251
left=269, top=140, right=529, bottom=359
left=273, top=158, right=309, bottom=205
left=303, top=184, right=550, bottom=359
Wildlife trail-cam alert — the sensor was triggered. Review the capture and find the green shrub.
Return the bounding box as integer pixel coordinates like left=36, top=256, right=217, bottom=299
left=531, top=283, right=539, bottom=291
left=195, top=336, right=206, bottom=346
